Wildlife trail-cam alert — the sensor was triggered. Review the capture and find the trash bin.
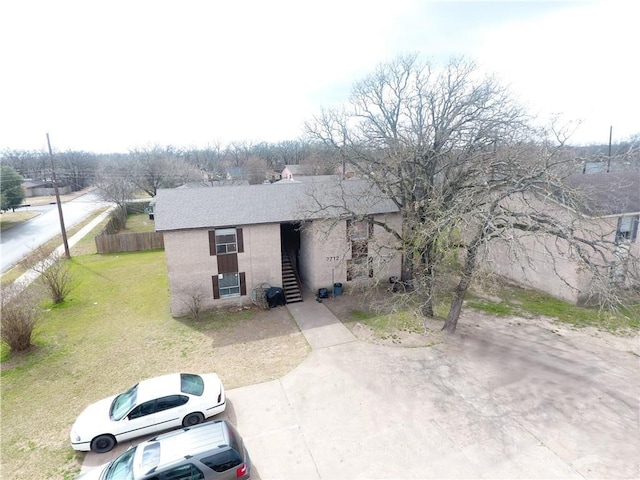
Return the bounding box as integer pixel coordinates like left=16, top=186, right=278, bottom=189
left=318, top=287, right=329, bottom=299
left=333, top=282, right=343, bottom=296
left=266, top=287, right=286, bottom=308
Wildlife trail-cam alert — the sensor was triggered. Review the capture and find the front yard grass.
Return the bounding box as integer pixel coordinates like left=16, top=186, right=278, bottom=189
left=122, top=212, right=156, bottom=233
left=1, top=250, right=308, bottom=480
left=0, top=210, right=40, bottom=232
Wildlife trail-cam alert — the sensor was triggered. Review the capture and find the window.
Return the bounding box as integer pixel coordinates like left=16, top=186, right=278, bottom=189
left=347, top=218, right=373, bottom=281
left=128, top=400, right=156, bottom=420
left=158, top=464, right=204, bottom=480
left=615, top=215, right=639, bottom=243
left=212, top=272, right=246, bottom=299
left=202, top=449, right=243, bottom=473
left=219, top=273, right=240, bottom=298
left=215, top=228, right=237, bottom=254
left=347, top=257, right=373, bottom=281
left=348, top=219, right=372, bottom=241
left=155, top=395, right=189, bottom=412
left=209, top=228, right=244, bottom=256
left=180, top=374, right=204, bottom=396
left=140, top=442, right=161, bottom=473
left=110, top=384, right=138, bottom=421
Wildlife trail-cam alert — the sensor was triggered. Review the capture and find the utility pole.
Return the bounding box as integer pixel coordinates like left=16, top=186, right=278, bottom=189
left=607, top=126, right=612, bottom=173
left=46, top=133, right=71, bottom=259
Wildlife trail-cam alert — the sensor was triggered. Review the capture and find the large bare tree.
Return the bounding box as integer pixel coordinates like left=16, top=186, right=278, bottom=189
left=306, top=54, right=624, bottom=333
left=306, top=54, right=526, bottom=317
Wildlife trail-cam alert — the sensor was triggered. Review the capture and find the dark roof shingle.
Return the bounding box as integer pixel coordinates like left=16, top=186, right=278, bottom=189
left=566, top=170, right=640, bottom=216
left=155, top=178, right=398, bottom=231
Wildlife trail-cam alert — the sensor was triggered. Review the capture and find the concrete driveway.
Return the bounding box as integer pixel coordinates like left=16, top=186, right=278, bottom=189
left=227, top=307, right=639, bottom=479
left=82, top=302, right=639, bottom=479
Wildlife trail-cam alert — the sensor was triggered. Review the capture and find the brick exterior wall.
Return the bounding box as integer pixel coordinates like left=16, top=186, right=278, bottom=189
left=165, top=214, right=403, bottom=316
left=299, top=214, right=402, bottom=294
left=483, top=197, right=639, bottom=304
left=164, top=223, right=282, bottom=316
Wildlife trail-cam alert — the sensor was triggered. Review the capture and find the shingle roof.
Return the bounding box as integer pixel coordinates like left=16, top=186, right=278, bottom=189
left=154, top=178, right=399, bottom=232
left=566, top=170, right=640, bottom=216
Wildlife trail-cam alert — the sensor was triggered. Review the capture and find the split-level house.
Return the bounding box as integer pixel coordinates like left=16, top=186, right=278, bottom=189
left=154, top=177, right=402, bottom=317
left=484, top=169, right=640, bottom=304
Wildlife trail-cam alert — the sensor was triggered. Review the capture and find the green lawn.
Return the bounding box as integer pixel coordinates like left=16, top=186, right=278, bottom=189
left=123, top=212, right=156, bottom=233
left=1, top=251, right=171, bottom=479
left=0, top=210, right=40, bottom=232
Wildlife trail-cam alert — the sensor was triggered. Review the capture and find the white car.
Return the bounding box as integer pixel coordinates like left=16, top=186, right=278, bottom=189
left=70, top=373, right=226, bottom=453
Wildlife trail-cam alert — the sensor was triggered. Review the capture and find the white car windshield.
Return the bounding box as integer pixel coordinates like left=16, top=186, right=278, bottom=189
left=110, top=384, right=138, bottom=421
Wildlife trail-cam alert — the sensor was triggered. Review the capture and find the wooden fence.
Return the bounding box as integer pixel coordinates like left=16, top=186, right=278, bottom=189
left=95, top=202, right=163, bottom=253
left=95, top=231, right=164, bottom=253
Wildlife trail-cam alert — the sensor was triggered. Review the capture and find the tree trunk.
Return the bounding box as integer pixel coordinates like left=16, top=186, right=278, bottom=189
left=443, top=241, right=479, bottom=334
left=420, top=260, right=435, bottom=317
left=420, top=241, right=435, bottom=317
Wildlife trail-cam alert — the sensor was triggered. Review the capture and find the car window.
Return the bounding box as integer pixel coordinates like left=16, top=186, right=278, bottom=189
left=158, top=463, right=204, bottom=480
left=225, top=422, right=243, bottom=454
left=110, top=384, right=139, bottom=421
left=103, top=446, right=136, bottom=480
left=156, top=395, right=189, bottom=412
left=180, top=374, right=204, bottom=396
left=201, top=449, right=242, bottom=473
left=128, top=400, right=156, bottom=419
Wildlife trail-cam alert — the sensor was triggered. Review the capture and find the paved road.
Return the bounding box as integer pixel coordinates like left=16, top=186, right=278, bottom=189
left=0, top=192, right=107, bottom=273
left=81, top=302, right=639, bottom=479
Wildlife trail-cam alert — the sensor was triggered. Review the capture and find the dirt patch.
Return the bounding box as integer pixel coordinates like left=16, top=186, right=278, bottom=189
left=323, top=290, right=640, bottom=355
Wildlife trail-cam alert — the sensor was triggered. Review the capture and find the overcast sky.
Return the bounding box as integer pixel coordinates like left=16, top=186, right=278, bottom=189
left=0, top=0, right=637, bottom=154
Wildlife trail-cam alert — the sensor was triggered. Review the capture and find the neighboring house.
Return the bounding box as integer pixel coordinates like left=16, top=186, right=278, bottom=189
left=22, top=180, right=71, bottom=198
left=154, top=178, right=401, bottom=317
left=280, top=164, right=308, bottom=180
left=484, top=170, right=640, bottom=304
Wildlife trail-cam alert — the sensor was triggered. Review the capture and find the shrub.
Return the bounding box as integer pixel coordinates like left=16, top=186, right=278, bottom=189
left=1, top=285, right=39, bottom=353
left=31, top=249, right=75, bottom=304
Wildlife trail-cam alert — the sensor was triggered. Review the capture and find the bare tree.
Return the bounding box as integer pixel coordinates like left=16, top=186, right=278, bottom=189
left=54, top=150, right=97, bottom=191
left=306, top=54, right=527, bottom=318
left=181, top=291, right=205, bottom=321
left=31, top=248, right=76, bottom=304
left=95, top=154, right=137, bottom=227
left=306, top=54, right=626, bottom=333
left=129, top=145, right=202, bottom=197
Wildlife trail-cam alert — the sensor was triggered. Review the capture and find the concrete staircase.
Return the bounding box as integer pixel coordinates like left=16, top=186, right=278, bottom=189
left=282, top=251, right=302, bottom=304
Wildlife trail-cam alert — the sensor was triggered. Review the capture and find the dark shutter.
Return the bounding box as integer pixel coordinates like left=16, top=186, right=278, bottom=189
left=209, top=230, right=217, bottom=256
left=368, top=218, right=374, bottom=239
left=212, top=275, right=220, bottom=299
left=346, top=220, right=352, bottom=241
left=237, top=228, right=244, bottom=253
left=217, top=253, right=238, bottom=274
left=240, top=272, right=246, bottom=296
left=632, top=216, right=639, bottom=242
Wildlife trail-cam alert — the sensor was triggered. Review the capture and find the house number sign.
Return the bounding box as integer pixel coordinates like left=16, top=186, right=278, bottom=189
left=326, top=256, right=340, bottom=262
